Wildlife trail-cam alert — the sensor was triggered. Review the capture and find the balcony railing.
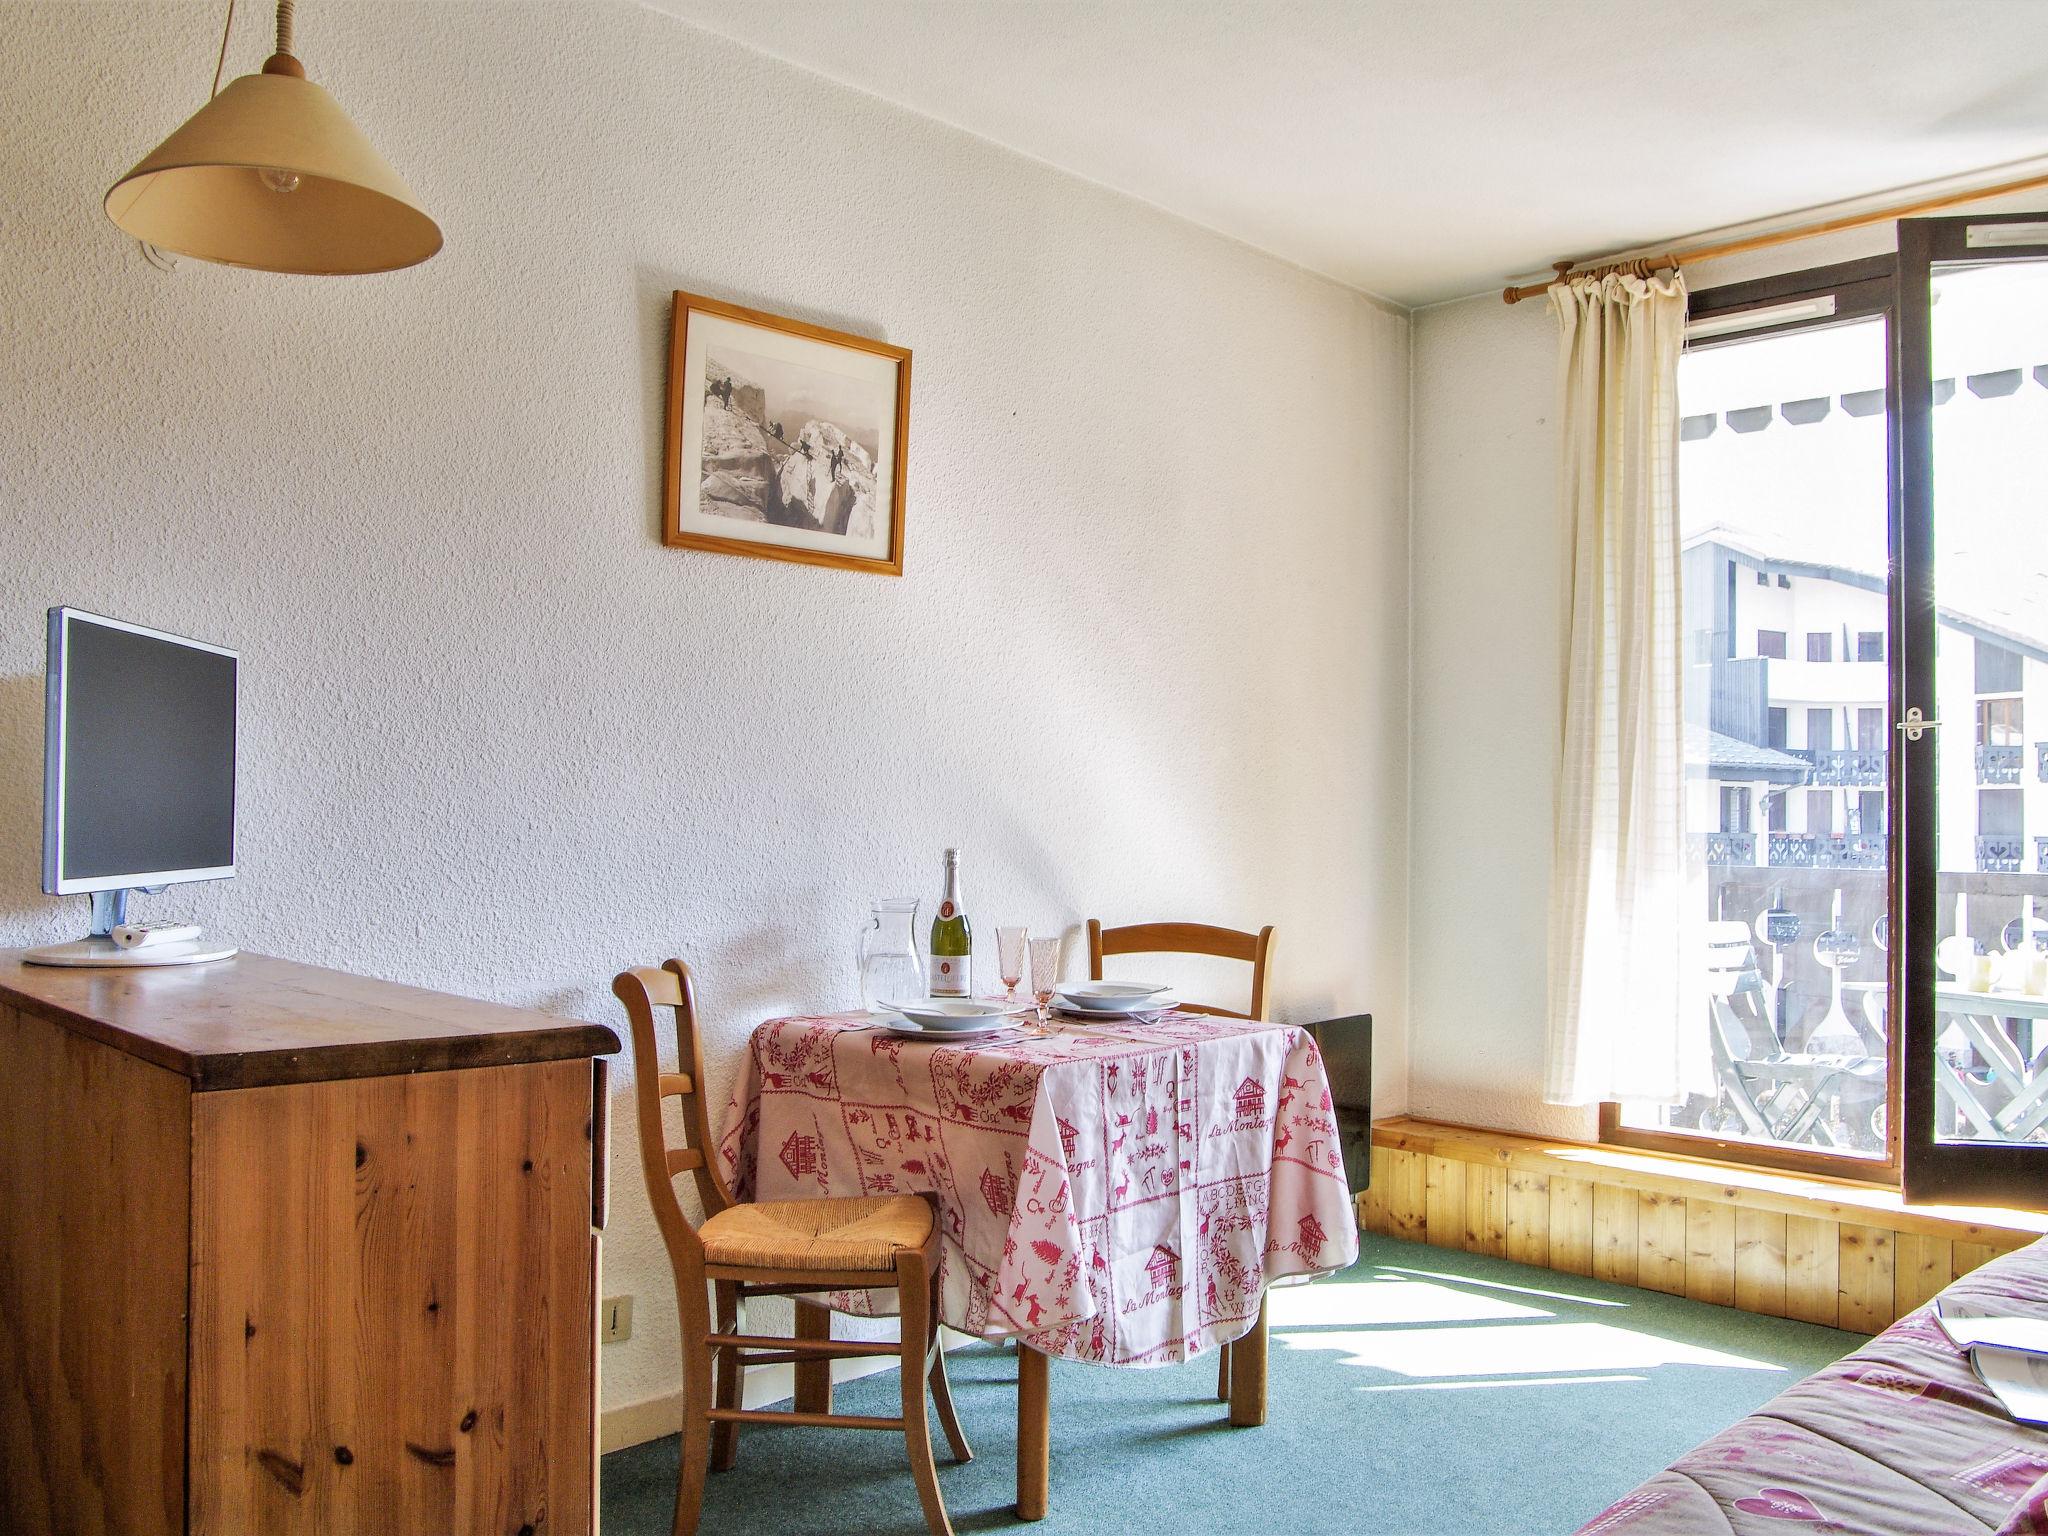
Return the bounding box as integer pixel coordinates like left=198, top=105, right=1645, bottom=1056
left=1701, top=831, right=1757, bottom=865
left=1768, top=833, right=1885, bottom=869
left=2038, top=836, right=2048, bottom=874
left=1978, top=744, right=2023, bottom=785
left=1977, top=834, right=2025, bottom=873
left=1804, top=747, right=1887, bottom=787
left=2038, top=741, right=2048, bottom=782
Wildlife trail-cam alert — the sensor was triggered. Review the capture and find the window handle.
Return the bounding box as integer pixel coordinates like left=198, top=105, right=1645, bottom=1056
left=1897, top=707, right=1940, bottom=742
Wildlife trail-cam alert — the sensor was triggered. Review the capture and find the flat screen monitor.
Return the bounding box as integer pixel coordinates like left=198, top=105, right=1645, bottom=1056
left=42, top=607, right=238, bottom=895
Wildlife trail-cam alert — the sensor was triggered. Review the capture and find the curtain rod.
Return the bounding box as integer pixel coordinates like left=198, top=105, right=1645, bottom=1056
left=1500, top=167, right=2048, bottom=305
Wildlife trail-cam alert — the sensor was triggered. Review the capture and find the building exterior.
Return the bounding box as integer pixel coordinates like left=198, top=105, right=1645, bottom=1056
left=1686, top=532, right=2048, bottom=876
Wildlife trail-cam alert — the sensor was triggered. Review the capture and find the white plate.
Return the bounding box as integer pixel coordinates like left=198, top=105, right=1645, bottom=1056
left=1055, top=991, right=1179, bottom=1018
left=875, top=1016, right=1021, bottom=1041
left=879, top=997, right=1037, bottom=1030
left=1057, top=980, right=1169, bottom=1006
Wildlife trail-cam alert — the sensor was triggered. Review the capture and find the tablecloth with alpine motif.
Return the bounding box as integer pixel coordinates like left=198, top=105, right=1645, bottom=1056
left=716, top=1009, right=1357, bottom=1366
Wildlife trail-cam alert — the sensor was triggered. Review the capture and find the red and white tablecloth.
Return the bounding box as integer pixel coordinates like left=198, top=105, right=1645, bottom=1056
left=716, top=1009, right=1358, bottom=1367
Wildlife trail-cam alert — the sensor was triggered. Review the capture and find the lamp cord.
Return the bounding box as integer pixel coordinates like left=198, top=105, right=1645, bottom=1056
left=208, top=0, right=236, bottom=97
left=274, top=0, right=294, bottom=58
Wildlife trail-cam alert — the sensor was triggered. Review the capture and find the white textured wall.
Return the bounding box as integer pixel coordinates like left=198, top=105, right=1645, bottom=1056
left=1407, top=293, right=1585, bottom=1138
left=0, top=1, right=1411, bottom=1417
left=1405, top=195, right=2046, bottom=1142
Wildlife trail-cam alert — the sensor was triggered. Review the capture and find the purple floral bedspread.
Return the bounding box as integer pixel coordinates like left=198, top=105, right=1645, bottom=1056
left=1576, top=1237, right=2048, bottom=1536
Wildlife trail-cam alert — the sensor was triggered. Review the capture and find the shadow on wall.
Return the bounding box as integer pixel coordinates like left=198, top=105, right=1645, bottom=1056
left=0, top=675, right=48, bottom=928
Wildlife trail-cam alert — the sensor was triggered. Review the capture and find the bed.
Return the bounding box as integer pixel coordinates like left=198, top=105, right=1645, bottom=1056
left=1576, top=1237, right=2048, bottom=1535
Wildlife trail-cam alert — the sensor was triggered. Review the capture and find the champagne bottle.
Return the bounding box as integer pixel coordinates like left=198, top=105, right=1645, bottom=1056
left=929, top=847, right=972, bottom=996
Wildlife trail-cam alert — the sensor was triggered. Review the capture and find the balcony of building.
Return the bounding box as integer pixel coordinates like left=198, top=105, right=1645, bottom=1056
left=1799, top=747, right=1886, bottom=787
left=1767, top=832, right=1885, bottom=869
left=1977, top=743, right=2023, bottom=786
left=1977, top=834, right=2026, bottom=873
left=1699, top=831, right=1758, bottom=865
left=1757, top=657, right=1886, bottom=707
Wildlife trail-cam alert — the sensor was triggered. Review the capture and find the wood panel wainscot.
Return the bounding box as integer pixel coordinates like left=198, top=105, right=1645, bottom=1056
left=0, top=951, right=618, bottom=1536
left=1360, top=1117, right=2046, bottom=1332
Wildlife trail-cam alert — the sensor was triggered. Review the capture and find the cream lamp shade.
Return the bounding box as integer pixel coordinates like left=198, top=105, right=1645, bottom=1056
left=105, top=5, right=440, bottom=275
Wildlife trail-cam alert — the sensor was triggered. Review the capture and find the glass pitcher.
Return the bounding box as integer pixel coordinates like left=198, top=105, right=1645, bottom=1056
left=856, top=897, right=923, bottom=1011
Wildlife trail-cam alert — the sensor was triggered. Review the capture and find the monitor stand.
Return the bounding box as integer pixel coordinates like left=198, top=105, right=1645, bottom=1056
left=23, top=888, right=237, bottom=968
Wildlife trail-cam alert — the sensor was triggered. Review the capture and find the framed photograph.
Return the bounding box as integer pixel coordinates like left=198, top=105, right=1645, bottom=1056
left=663, top=290, right=911, bottom=576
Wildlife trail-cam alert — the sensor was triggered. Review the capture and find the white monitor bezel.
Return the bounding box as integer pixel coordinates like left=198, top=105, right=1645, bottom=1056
left=43, top=606, right=239, bottom=896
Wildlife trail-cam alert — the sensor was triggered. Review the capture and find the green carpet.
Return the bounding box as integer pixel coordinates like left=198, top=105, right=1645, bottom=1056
left=601, top=1233, right=1865, bottom=1536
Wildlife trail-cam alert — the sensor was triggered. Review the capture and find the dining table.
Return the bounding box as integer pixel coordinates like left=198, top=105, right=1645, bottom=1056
left=715, top=1002, right=1359, bottom=1520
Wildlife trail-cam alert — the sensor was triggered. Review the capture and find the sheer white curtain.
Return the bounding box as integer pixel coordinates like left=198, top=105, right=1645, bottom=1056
left=1543, top=269, right=1706, bottom=1107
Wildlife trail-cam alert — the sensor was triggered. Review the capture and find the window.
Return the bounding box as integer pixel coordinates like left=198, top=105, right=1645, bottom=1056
left=1806, top=789, right=1835, bottom=835
left=1614, top=256, right=1896, bottom=1176
left=1806, top=708, right=1834, bottom=753
left=1981, top=789, right=2023, bottom=836
left=1979, top=696, right=2024, bottom=747
left=1721, top=786, right=1751, bottom=834
left=1624, top=230, right=2048, bottom=1199
left=1905, top=219, right=2048, bottom=1205
left=1976, top=639, right=2023, bottom=695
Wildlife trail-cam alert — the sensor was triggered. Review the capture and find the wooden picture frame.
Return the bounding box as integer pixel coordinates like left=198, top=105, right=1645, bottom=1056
left=662, top=290, right=911, bottom=576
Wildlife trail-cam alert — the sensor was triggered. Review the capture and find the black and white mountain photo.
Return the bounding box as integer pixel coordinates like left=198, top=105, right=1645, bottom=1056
left=698, top=347, right=885, bottom=542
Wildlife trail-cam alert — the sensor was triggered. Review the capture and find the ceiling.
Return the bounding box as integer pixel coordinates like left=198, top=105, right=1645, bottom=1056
left=644, top=0, right=2048, bottom=308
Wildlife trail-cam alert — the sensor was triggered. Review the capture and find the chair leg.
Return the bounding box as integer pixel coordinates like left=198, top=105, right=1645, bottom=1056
left=794, top=1300, right=833, bottom=1414
left=675, top=1313, right=715, bottom=1536
left=895, top=1251, right=955, bottom=1536
left=926, top=1312, right=972, bottom=1463
left=1216, top=1341, right=1232, bottom=1401
left=711, top=1281, right=743, bottom=1471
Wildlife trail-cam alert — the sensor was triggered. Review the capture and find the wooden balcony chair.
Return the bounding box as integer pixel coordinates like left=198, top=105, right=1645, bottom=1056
left=613, top=960, right=971, bottom=1536
left=1083, top=918, right=1275, bottom=1405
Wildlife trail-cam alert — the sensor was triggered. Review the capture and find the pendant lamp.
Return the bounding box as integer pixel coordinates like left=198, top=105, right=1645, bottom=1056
left=104, top=0, right=441, bottom=275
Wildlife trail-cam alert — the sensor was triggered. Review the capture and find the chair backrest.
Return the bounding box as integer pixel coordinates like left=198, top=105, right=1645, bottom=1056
left=1703, top=919, right=1755, bottom=1002
left=612, top=960, right=733, bottom=1271
left=1086, top=918, right=1275, bottom=1019
left=1702, top=921, right=1779, bottom=1061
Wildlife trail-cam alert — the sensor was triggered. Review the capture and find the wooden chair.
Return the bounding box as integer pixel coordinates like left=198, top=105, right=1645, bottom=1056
left=1085, top=918, right=1275, bottom=1020
left=1084, top=918, right=1275, bottom=1405
left=614, top=960, right=971, bottom=1536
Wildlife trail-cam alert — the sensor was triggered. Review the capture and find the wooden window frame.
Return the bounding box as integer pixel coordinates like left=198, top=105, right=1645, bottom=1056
left=1602, top=255, right=1905, bottom=1186
left=1897, top=210, right=2048, bottom=1207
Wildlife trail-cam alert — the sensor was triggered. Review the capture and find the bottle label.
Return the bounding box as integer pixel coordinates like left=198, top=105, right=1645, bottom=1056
left=939, top=900, right=956, bottom=919
left=930, top=954, right=969, bottom=996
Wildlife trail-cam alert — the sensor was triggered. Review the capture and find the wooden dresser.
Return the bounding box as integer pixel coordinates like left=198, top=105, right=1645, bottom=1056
left=0, top=951, right=619, bottom=1536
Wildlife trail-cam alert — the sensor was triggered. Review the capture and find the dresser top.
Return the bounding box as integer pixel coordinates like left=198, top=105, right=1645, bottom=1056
left=0, top=950, right=619, bottom=1091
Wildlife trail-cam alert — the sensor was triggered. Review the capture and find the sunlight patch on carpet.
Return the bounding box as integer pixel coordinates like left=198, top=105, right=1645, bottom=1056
left=1361, top=1373, right=1649, bottom=1391
left=1266, top=1275, right=1551, bottom=1328
left=1280, top=1319, right=1789, bottom=1378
